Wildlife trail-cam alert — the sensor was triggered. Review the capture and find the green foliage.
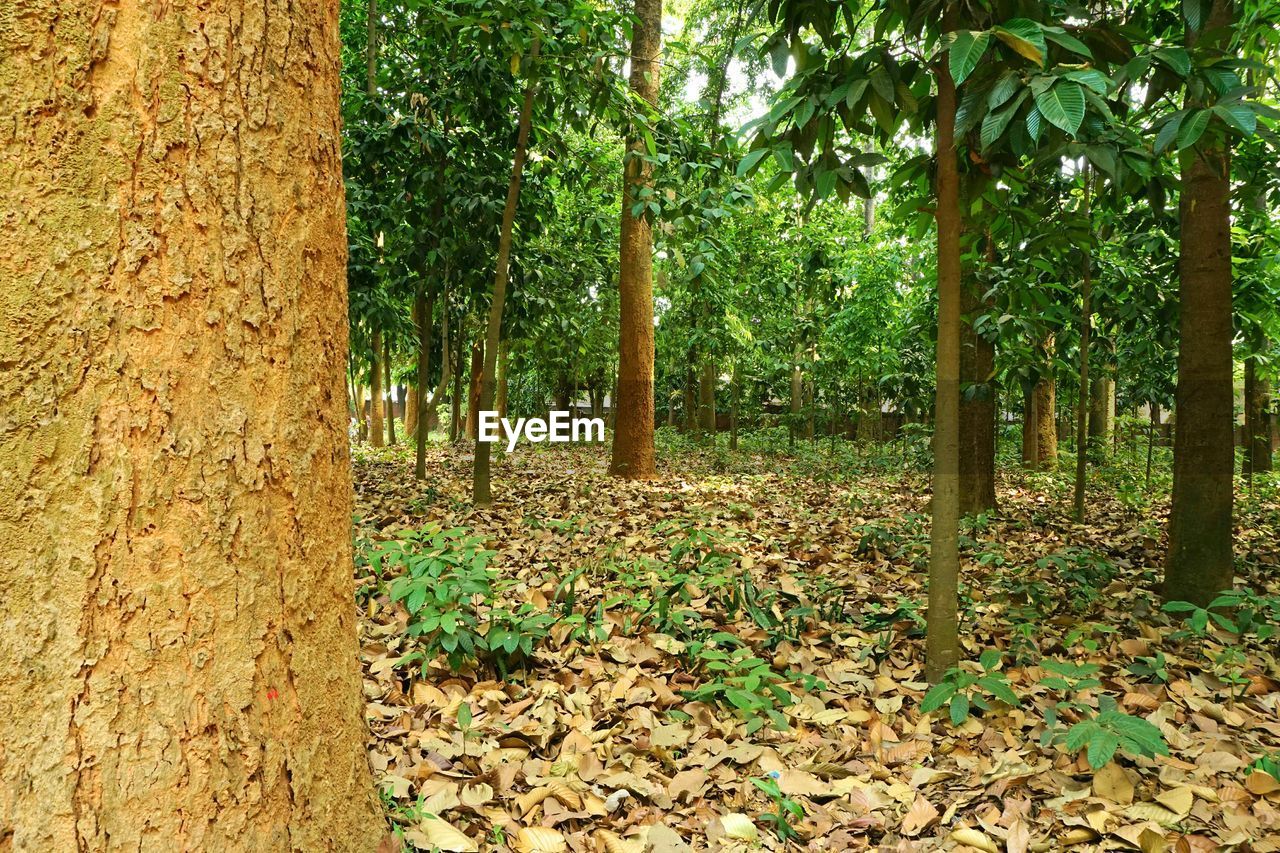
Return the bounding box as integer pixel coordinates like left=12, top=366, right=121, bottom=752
left=920, top=651, right=1020, bottom=726
left=1057, top=697, right=1169, bottom=770
left=751, top=774, right=805, bottom=842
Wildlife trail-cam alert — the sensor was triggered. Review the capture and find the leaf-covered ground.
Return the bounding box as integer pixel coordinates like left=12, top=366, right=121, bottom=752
left=354, top=434, right=1280, bottom=852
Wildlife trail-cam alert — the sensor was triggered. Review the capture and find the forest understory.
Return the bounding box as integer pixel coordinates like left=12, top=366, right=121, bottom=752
left=354, top=435, right=1280, bottom=852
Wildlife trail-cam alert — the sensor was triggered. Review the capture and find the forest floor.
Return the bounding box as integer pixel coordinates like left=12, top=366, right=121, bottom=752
left=353, top=431, right=1280, bottom=852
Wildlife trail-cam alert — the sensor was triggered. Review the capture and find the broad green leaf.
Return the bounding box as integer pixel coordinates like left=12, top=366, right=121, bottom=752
left=988, top=70, right=1021, bottom=109
left=948, top=30, right=991, bottom=85
left=1087, top=731, right=1120, bottom=769
left=1063, top=68, right=1109, bottom=94
left=921, top=681, right=957, bottom=713
left=1026, top=105, right=1044, bottom=142
left=737, top=148, right=770, bottom=176
left=1153, top=47, right=1191, bottom=78
left=1154, top=113, right=1184, bottom=153
left=949, top=693, right=970, bottom=726
left=1033, top=81, right=1085, bottom=134
left=1044, top=29, right=1093, bottom=58
left=1213, top=103, right=1256, bottom=136
left=1184, top=0, right=1205, bottom=30
left=994, top=18, right=1047, bottom=67
left=980, top=91, right=1026, bottom=148
left=1177, top=108, right=1210, bottom=149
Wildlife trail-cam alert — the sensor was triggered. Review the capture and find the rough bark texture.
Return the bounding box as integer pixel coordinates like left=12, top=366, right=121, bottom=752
left=1244, top=349, right=1273, bottom=477
left=926, top=16, right=962, bottom=683
left=959, top=270, right=996, bottom=516
left=1021, top=338, right=1057, bottom=470
left=698, top=361, right=717, bottom=436
left=383, top=339, right=395, bottom=445
left=1165, top=0, right=1236, bottom=606
left=0, top=1, right=382, bottom=848
left=609, top=0, right=661, bottom=478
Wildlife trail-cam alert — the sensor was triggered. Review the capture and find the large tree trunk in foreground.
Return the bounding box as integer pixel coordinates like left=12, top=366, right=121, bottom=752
left=1244, top=349, right=1273, bottom=477
left=474, top=55, right=537, bottom=505
left=926, top=14, right=962, bottom=682
left=959, top=269, right=996, bottom=516
left=1165, top=0, right=1236, bottom=606
left=610, top=0, right=662, bottom=479
left=0, top=2, right=381, bottom=847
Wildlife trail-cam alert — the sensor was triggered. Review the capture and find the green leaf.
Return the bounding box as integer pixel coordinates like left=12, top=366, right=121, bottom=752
left=1213, top=103, right=1256, bottom=136
left=921, top=681, right=957, bottom=714
left=1033, top=81, right=1085, bottom=134
left=949, top=693, right=971, bottom=726
left=988, top=70, right=1021, bottom=109
left=1153, top=47, right=1191, bottom=78
left=1086, top=731, right=1120, bottom=769
left=1044, top=29, right=1093, bottom=59
left=994, top=18, right=1047, bottom=67
left=1177, top=108, right=1210, bottom=150
left=981, top=100, right=1020, bottom=148
left=1062, top=68, right=1109, bottom=94
left=948, top=30, right=991, bottom=85
left=1184, top=0, right=1205, bottom=31
left=1026, top=105, right=1044, bottom=142
left=737, top=148, right=770, bottom=176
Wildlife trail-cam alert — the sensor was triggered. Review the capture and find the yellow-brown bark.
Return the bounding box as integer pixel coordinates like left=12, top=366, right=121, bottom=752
left=0, top=1, right=382, bottom=848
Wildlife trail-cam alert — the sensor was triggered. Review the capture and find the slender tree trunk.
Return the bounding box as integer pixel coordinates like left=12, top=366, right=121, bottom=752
left=384, top=337, right=396, bottom=445
left=412, top=284, right=434, bottom=479
left=0, top=2, right=383, bottom=845
left=466, top=338, right=484, bottom=440
left=404, top=385, right=418, bottom=439
left=1165, top=0, right=1236, bottom=606
left=450, top=325, right=464, bottom=443
left=959, top=239, right=996, bottom=515
left=370, top=328, right=385, bottom=447
left=699, top=360, right=717, bottom=435
left=497, top=340, right=510, bottom=420
left=790, top=343, right=803, bottom=448
left=474, top=49, right=538, bottom=503
left=1073, top=171, right=1092, bottom=521
left=610, top=0, right=662, bottom=478
left=926, top=8, right=962, bottom=682
left=1244, top=346, right=1273, bottom=478
left=729, top=362, right=741, bottom=451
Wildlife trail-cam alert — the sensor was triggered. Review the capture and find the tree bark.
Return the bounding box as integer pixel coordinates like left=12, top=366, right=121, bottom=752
left=474, top=52, right=537, bottom=504
left=370, top=328, right=385, bottom=447
left=0, top=1, right=382, bottom=846
left=959, top=246, right=996, bottom=516
left=1244, top=347, right=1273, bottom=477
left=497, top=340, right=510, bottom=420
left=1165, top=0, right=1236, bottom=606
left=610, top=0, right=662, bottom=478
left=699, top=360, right=717, bottom=435
left=466, top=338, right=484, bottom=441
left=729, top=362, right=741, bottom=451
left=1074, top=170, right=1093, bottom=522
left=383, top=338, right=396, bottom=445
left=450, top=324, right=464, bottom=443
left=926, top=7, right=962, bottom=682
left=404, top=385, right=419, bottom=439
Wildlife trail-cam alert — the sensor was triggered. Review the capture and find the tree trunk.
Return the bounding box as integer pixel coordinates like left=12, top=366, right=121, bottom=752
left=699, top=360, right=717, bottom=436
left=790, top=343, right=803, bottom=447
left=497, top=340, right=510, bottom=420
left=474, top=56, right=538, bottom=504
left=1021, top=336, right=1057, bottom=469
left=370, top=328, right=385, bottom=447
left=926, top=9, right=962, bottom=683
left=0, top=2, right=382, bottom=846
left=1244, top=349, right=1273, bottom=477
left=466, top=338, right=484, bottom=440
left=610, top=0, right=662, bottom=479
left=383, top=339, right=396, bottom=445
left=450, top=326, right=464, bottom=443
left=404, top=385, right=419, bottom=439
left=729, top=362, right=741, bottom=451
left=959, top=246, right=996, bottom=516
left=1165, top=0, right=1236, bottom=606
left=1073, top=171, right=1093, bottom=521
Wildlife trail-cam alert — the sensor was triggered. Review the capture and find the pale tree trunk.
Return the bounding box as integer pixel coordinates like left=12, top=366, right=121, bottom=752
left=404, top=386, right=418, bottom=440
left=370, top=328, right=385, bottom=447
left=414, top=279, right=451, bottom=480
left=474, top=48, right=538, bottom=505
left=0, top=1, right=382, bottom=847
left=926, top=7, right=962, bottom=682
left=450, top=325, right=464, bottom=443
left=729, top=362, right=741, bottom=451
left=1021, top=336, right=1057, bottom=469
left=610, top=0, right=662, bottom=478
left=1166, top=0, right=1236, bottom=606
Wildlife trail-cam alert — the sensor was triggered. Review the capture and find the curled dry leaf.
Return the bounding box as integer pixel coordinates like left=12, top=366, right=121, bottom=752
left=513, top=826, right=568, bottom=853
